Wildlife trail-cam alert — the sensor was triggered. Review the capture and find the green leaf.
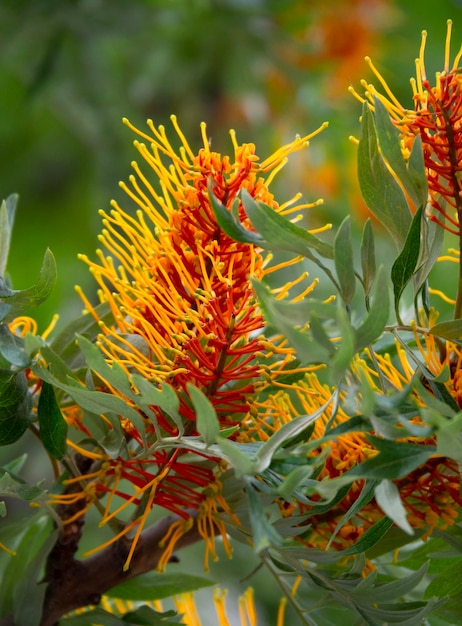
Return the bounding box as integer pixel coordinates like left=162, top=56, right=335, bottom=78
left=341, top=516, right=394, bottom=556
left=334, top=216, right=355, bottom=305
left=0, top=324, right=30, bottom=367
left=429, top=319, right=462, bottom=341
left=131, top=376, right=182, bottom=431
left=360, top=218, right=376, bottom=295
left=107, top=572, right=213, bottom=601
left=347, top=436, right=435, bottom=480
left=354, top=265, right=389, bottom=353
left=391, top=205, right=423, bottom=319
left=255, top=393, right=336, bottom=472
left=374, top=479, right=413, bottom=535
left=1, top=248, right=56, bottom=323
left=246, top=480, right=284, bottom=552
left=251, top=279, right=331, bottom=364
left=425, top=556, right=462, bottom=600
left=36, top=365, right=147, bottom=439
left=358, top=105, right=412, bottom=249
left=407, top=134, right=428, bottom=208
left=0, top=369, right=32, bottom=446
left=208, top=180, right=263, bottom=245
left=0, top=514, right=52, bottom=621
left=373, top=96, right=427, bottom=209
left=327, top=480, right=377, bottom=548
left=413, top=212, right=444, bottom=296
left=37, top=381, right=68, bottom=460
left=330, top=307, right=355, bottom=384
left=423, top=411, right=462, bottom=463
left=216, top=437, right=256, bottom=478
left=187, top=383, right=219, bottom=446
left=0, top=194, right=18, bottom=278
left=242, top=188, right=333, bottom=259
left=13, top=528, right=58, bottom=626
left=49, top=301, right=113, bottom=367
left=77, top=335, right=133, bottom=396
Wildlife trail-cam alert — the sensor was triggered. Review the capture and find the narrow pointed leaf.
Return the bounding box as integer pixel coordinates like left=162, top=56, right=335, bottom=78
left=187, top=382, right=219, bottom=446
left=37, top=381, right=68, bottom=460
left=429, top=319, right=462, bottom=341
left=358, top=104, right=412, bottom=248
left=373, top=96, right=426, bottom=208
left=391, top=205, right=422, bottom=317
left=360, top=218, right=376, bottom=295
left=374, top=479, right=413, bottom=535
left=0, top=194, right=18, bottom=278
left=2, top=248, right=57, bottom=322
left=334, top=216, right=355, bottom=305
left=354, top=265, right=389, bottom=352
left=242, top=188, right=333, bottom=259
left=0, top=370, right=32, bottom=445
left=208, top=180, right=263, bottom=245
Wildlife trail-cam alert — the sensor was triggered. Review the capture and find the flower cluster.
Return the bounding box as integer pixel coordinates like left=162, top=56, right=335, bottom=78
left=351, top=19, right=462, bottom=234
left=54, top=115, right=327, bottom=566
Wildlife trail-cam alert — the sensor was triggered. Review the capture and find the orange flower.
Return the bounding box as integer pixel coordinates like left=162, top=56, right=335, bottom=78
left=62, top=116, right=327, bottom=567
left=351, top=20, right=462, bottom=234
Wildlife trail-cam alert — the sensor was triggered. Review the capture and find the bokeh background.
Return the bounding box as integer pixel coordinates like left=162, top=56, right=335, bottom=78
left=2, top=0, right=462, bottom=330
left=2, top=1, right=462, bottom=623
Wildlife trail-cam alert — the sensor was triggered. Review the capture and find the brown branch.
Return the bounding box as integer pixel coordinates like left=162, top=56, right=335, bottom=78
left=39, top=511, right=202, bottom=626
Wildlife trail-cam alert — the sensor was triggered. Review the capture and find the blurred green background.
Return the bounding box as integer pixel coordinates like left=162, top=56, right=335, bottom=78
left=2, top=1, right=462, bottom=622
left=2, top=0, right=462, bottom=330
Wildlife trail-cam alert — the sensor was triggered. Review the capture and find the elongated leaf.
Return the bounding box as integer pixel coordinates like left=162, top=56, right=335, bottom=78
left=391, top=206, right=423, bottom=319
left=77, top=335, right=133, bottom=396
left=242, top=189, right=333, bottom=259
left=347, top=436, right=435, bottom=480
left=187, top=383, right=219, bottom=446
left=0, top=324, right=30, bottom=367
left=131, top=375, right=182, bottom=430
left=425, top=556, right=462, bottom=600
left=208, top=180, right=263, bottom=245
left=334, top=216, right=355, bottom=305
left=251, top=278, right=331, bottom=364
left=36, top=366, right=147, bottom=438
left=429, top=319, right=462, bottom=341
left=328, top=480, right=377, bottom=548
left=13, top=529, right=58, bottom=626
left=216, top=437, right=256, bottom=478
left=107, top=572, right=213, bottom=601
left=407, top=134, right=428, bottom=208
left=354, top=265, right=389, bottom=352
left=255, top=393, right=336, bottom=472
left=373, top=97, right=427, bottom=209
left=0, top=194, right=18, bottom=278
left=358, top=104, right=412, bottom=248
left=374, top=479, right=413, bottom=535
left=246, top=480, right=284, bottom=552
left=341, top=516, right=394, bottom=556
left=50, top=301, right=112, bottom=366
left=1, top=248, right=56, bottom=323
left=37, top=381, right=68, bottom=460
left=330, top=307, right=355, bottom=384
left=360, top=218, right=376, bottom=295
left=414, top=211, right=444, bottom=295
left=0, top=369, right=32, bottom=445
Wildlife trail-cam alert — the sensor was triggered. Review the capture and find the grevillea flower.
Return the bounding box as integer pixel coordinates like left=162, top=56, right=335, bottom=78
left=351, top=19, right=462, bottom=234
left=56, top=116, right=327, bottom=567
left=243, top=345, right=462, bottom=553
